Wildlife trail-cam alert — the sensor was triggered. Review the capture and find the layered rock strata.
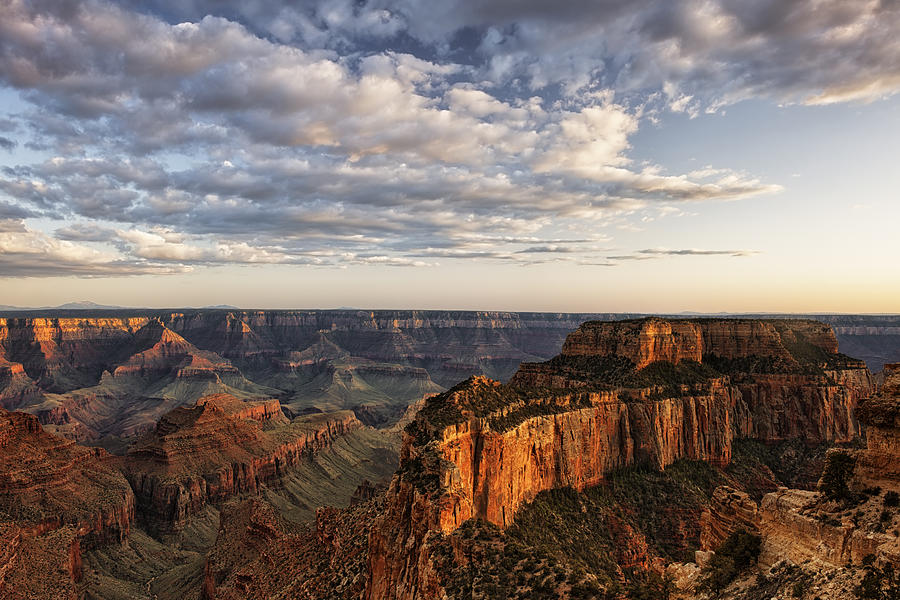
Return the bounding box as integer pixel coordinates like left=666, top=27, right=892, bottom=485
left=756, top=488, right=899, bottom=569
left=0, top=408, right=135, bottom=599
left=367, top=318, right=873, bottom=600
left=699, top=486, right=760, bottom=552
left=120, top=396, right=362, bottom=532
left=0, top=311, right=889, bottom=441
left=855, top=363, right=900, bottom=491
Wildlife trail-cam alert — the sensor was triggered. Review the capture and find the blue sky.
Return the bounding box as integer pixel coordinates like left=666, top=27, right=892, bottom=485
left=0, top=0, right=897, bottom=311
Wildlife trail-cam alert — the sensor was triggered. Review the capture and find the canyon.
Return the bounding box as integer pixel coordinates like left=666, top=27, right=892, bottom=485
left=366, top=317, right=875, bottom=599
left=0, top=310, right=895, bottom=447
left=0, top=312, right=897, bottom=599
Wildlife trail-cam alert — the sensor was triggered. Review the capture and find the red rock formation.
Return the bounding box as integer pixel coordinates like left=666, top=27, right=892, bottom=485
left=197, top=393, right=289, bottom=427
left=112, top=319, right=237, bottom=379
left=0, top=409, right=134, bottom=545
left=0, top=317, right=149, bottom=392
left=120, top=397, right=361, bottom=532
left=854, top=363, right=900, bottom=491
left=0, top=408, right=135, bottom=598
left=202, top=496, right=380, bottom=599
left=699, top=486, right=760, bottom=551
left=756, top=488, right=898, bottom=569
left=367, top=318, right=873, bottom=600
left=558, top=317, right=841, bottom=368
left=0, top=524, right=82, bottom=600
left=561, top=318, right=703, bottom=368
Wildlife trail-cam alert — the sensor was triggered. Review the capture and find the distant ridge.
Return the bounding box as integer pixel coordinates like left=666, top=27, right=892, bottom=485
left=0, top=300, right=127, bottom=311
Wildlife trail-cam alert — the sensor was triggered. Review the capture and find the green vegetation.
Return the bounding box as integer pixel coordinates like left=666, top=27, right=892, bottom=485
left=429, top=459, right=724, bottom=599
left=727, top=438, right=836, bottom=501
left=885, top=491, right=900, bottom=507
left=856, top=557, right=900, bottom=600
left=819, top=450, right=858, bottom=502
left=740, top=562, right=813, bottom=600
left=697, top=529, right=762, bottom=597
left=508, top=460, right=725, bottom=576
left=430, top=519, right=676, bottom=600
left=544, top=355, right=720, bottom=390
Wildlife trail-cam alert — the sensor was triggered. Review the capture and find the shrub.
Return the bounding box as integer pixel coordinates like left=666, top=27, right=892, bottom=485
left=856, top=562, right=900, bottom=599
left=885, top=491, right=900, bottom=507
left=697, top=529, right=762, bottom=597
left=819, top=450, right=857, bottom=502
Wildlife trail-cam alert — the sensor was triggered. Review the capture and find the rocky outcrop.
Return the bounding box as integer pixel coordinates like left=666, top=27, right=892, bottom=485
left=0, top=409, right=134, bottom=545
left=0, top=312, right=887, bottom=443
left=561, top=319, right=703, bottom=368
left=196, top=393, right=289, bottom=428
left=111, top=319, right=237, bottom=379
left=202, top=496, right=381, bottom=600
left=757, top=488, right=899, bottom=569
left=367, top=318, right=873, bottom=600
left=0, top=317, right=149, bottom=392
left=856, top=363, right=900, bottom=491
left=0, top=408, right=134, bottom=599
left=700, top=486, right=760, bottom=551
left=120, top=397, right=362, bottom=532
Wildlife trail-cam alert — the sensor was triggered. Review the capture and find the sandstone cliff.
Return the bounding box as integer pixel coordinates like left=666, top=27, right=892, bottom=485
left=855, top=363, right=900, bottom=491
left=699, top=486, right=760, bottom=552
left=0, top=311, right=886, bottom=444
left=0, top=408, right=135, bottom=599
left=367, top=318, right=873, bottom=600
left=120, top=395, right=362, bottom=532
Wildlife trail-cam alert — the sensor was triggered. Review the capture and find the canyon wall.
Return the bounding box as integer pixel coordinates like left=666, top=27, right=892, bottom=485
left=856, top=363, right=900, bottom=491
left=367, top=318, right=873, bottom=600
left=0, top=311, right=891, bottom=441
left=119, top=396, right=363, bottom=532
left=0, top=408, right=135, bottom=599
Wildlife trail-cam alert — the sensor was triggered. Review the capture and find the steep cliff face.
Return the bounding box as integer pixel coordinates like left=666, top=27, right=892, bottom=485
left=561, top=319, right=703, bottom=368
left=0, top=311, right=618, bottom=440
left=856, top=363, right=900, bottom=491
left=0, top=409, right=135, bottom=544
left=0, top=317, right=149, bottom=392
left=367, top=318, right=873, bottom=600
left=755, top=488, right=897, bottom=569
left=0, top=312, right=885, bottom=444
left=120, top=396, right=362, bottom=532
left=699, top=486, right=760, bottom=552
left=0, top=408, right=134, bottom=599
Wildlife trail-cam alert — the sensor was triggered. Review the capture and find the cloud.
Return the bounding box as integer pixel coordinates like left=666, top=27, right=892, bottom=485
left=0, top=0, right=803, bottom=277
left=608, top=248, right=758, bottom=261
left=0, top=221, right=190, bottom=277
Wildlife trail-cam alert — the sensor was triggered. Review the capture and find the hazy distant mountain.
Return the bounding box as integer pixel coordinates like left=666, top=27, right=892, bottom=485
left=0, top=300, right=127, bottom=311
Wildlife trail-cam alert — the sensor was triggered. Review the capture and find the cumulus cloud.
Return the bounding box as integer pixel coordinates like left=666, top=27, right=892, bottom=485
left=0, top=221, right=190, bottom=277
left=5, top=0, right=873, bottom=277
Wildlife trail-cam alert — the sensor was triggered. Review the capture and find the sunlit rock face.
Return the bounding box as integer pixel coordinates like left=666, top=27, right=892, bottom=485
left=856, top=363, right=900, bottom=491
left=0, top=408, right=135, bottom=600
left=118, top=395, right=362, bottom=533
left=366, top=318, right=873, bottom=600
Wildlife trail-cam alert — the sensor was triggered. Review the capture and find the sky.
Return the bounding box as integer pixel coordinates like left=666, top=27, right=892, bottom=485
left=0, top=0, right=898, bottom=312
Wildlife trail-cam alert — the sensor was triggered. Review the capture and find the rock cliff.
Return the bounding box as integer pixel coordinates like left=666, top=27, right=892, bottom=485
left=699, top=486, right=760, bottom=552
left=367, top=318, right=873, bottom=600
left=0, top=311, right=888, bottom=443
left=0, top=408, right=135, bottom=599
left=119, top=395, right=362, bottom=532
left=855, top=363, right=900, bottom=491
